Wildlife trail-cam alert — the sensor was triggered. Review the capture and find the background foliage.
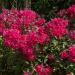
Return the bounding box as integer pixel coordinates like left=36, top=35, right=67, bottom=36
left=0, top=0, right=75, bottom=19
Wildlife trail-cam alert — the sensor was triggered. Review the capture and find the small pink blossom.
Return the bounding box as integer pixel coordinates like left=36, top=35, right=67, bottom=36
left=60, top=50, right=68, bottom=59
left=24, top=71, right=32, bottom=75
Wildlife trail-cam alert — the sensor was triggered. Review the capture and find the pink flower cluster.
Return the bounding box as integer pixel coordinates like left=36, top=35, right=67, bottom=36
left=58, top=4, right=75, bottom=18
left=34, top=64, right=53, bottom=75
left=3, top=28, right=49, bottom=61
left=24, top=71, right=32, bottom=75
left=60, top=44, right=75, bottom=62
left=66, top=4, right=75, bottom=18
left=23, top=64, right=53, bottom=75
left=60, top=50, right=68, bottom=59
left=68, top=44, right=75, bottom=62
left=0, top=5, right=75, bottom=74
left=0, top=8, right=49, bottom=62
left=3, top=29, right=20, bottom=48
left=47, top=18, right=68, bottom=39
left=1, top=8, right=36, bottom=26
left=24, top=64, right=53, bottom=75
left=69, top=30, right=75, bottom=39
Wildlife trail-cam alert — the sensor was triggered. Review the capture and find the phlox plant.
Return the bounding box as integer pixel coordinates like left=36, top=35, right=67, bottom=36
left=0, top=5, right=75, bottom=75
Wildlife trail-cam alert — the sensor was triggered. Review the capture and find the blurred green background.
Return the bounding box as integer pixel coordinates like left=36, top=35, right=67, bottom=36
left=0, top=0, right=75, bottom=20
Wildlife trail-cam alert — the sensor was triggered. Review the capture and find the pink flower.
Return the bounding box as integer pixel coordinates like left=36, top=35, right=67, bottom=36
left=24, top=71, right=32, bottom=75
left=16, top=34, right=35, bottom=61
left=68, top=44, right=75, bottom=57
left=26, top=31, right=38, bottom=46
left=69, top=30, right=75, bottom=39
left=60, top=50, right=68, bottom=59
left=22, top=9, right=36, bottom=26
left=66, top=71, right=71, bottom=75
left=3, top=29, right=21, bottom=48
left=37, top=32, right=49, bottom=44
left=57, top=9, right=66, bottom=17
left=35, top=64, right=53, bottom=75
left=35, top=18, right=45, bottom=26
left=11, top=24, right=20, bottom=30
left=23, top=48, right=35, bottom=61
left=68, top=44, right=75, bottom=62
left=38, top=26, right=46, bottom=33
left=66, top=4, right=75, bottom=18
left=47, top=18, right=68, bottom=39
left=0, top=23, right=5, bottom=35
left=48, top=54, right=55, bottom=62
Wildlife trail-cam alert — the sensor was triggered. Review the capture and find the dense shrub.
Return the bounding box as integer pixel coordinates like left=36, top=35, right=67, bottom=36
left=0, top=4, right=75, bottom=75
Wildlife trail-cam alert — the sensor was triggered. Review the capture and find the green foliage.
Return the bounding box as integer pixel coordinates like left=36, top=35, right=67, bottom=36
left=31, top=0, right=74, bottom=20
left=0, top=36, right=24, bottom=75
